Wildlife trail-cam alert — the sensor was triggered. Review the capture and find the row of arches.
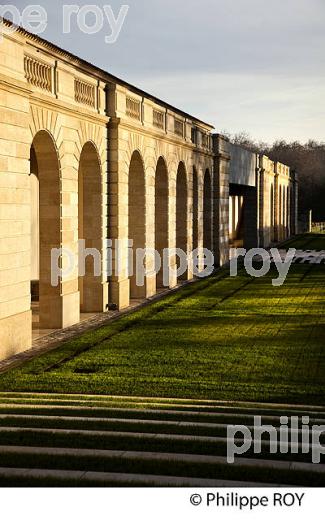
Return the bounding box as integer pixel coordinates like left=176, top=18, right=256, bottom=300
left=269, top=183, right=291, bottom=242
left=279, top=184, right=291, bottom=239
left=30, top=131, right=214, bottom=333
left=128, top=151, right=213, bottom=299
left=30, top=130, right=103, bottom=331
left=270, top=183, right=293, bottom=242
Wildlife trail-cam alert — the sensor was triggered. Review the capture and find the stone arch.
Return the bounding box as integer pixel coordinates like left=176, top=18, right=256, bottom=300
left=125, top=133, right=146, bottom=169
left=76, top=122, right=107, bottom=175
left=155, top=156, right=169, bottom=288
left=167, top=146, right=189, bottom=180
left=203, top=169, right=212, bottom=252
left=152, top=140, right=168, bottom=170
left=78, top=141, right=105, bottom=312
left=128, top=150, right=146, bottom=299
left=30, top=130, right=61, bottom=329
left=29, top=107, right=62, bottom=153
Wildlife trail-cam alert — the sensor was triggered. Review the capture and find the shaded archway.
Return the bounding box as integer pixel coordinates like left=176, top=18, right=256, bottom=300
left=203, top=169, right=212, bottom=252
left=155, top=157, right=168, bottom=288
left=129, top=151, right=146, bottom=298
left=30, top=131, right=61, bottom=329
left=176, top=162, right=188, bottom=281
left=192, top=167, right=199, bottom=252
left=78, top=142, right=103, bottom=312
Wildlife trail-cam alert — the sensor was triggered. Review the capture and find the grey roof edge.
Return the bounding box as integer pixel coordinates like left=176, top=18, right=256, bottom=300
left=1, top=18, right=215, bottom=130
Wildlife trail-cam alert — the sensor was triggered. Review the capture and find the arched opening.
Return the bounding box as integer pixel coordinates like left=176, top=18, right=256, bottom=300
left=203, top=169, right=212, bottom=252
left=78, top=142, right=103, bottom=313
left=30, top=131, right=61, bottom=333
left=192, top=167, right=199, bottom=252
left=155, top=157, right=168, bottom=289
left=129, top=151, right=146, bottom=299
left=176, top=162, right=188, bottom=281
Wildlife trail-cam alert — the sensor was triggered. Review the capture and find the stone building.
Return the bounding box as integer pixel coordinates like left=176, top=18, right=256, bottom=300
left=0, top=20, right=298, bottom=361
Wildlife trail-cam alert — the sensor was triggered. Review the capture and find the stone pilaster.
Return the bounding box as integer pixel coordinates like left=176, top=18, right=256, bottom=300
left=212, top=134, right=230, bottom=266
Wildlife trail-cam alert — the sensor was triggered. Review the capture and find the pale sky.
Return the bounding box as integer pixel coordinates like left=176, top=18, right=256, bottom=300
left=11, top=0, right=325, bottom=143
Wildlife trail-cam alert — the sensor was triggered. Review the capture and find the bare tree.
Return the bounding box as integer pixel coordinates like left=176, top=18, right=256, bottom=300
left=223, top=132, right=325, bottom=220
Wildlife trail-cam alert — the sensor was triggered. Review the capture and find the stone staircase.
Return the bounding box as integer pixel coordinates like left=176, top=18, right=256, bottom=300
left=0, top=393, right=323, bottom=486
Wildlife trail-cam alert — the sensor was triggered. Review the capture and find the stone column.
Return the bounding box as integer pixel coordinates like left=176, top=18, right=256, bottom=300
left=258, top=160, right=265, bottom=248
left=107, top=118, right=130, bottom=309
left=187, top=165, right=194, bottom=281
left=167, top=173, right=178, bottom=288
left=212, top=134, right=230, bottom=266
left=196, top=168, right=204, bottom=273
left=144, top=163, right=156, bottom=297
left=291, top=170, right=299, bottom=235
left=274, top=168, right=280, bottom=242
left=58, top=130, right=81, bottom=328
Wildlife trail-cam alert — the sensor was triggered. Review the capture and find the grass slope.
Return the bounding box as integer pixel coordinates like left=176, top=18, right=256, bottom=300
left=0, top=235, right=324, bottom=404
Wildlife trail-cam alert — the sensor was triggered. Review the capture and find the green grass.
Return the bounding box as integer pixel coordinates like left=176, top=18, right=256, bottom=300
left=281, top=232, right=325, bottom=250
left=0, top=235, right=325, bottom=404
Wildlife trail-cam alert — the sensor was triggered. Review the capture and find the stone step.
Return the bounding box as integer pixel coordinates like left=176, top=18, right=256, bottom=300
left=0, top=467, right=268, bottom=487
left=0, top=395, right=322, bottom=486
left=5, top=392, right=318, bottom=408
left=0, top=394, right=323, bottom=417
left=0, top=404, right=322, bottom=426
left=0, top=413, right=321, bottom=440
left=0, top=445, right=322, bottom=485
left=0, top=426, right=321, bottom=463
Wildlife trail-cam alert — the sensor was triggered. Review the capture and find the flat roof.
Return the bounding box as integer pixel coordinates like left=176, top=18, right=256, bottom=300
left=2, top=18, right=214, bottom=130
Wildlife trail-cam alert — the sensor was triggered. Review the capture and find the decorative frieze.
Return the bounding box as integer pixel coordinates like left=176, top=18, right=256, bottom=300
left=126, top=97, right=141, bottom=120
left=24, top=55, right=53, bottom=93
left=153, top=109, right=165, bottom=130
left=201, top=132, right=209, bottom=149
left=174, top=118, right=184, bottom=137
left=191, top=127, right=198, bottom=145
left=74, top=78, right=96, bottom=108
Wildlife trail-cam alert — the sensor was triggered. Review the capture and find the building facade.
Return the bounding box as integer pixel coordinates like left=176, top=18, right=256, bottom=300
left=0, top=21, right=298, bottom=361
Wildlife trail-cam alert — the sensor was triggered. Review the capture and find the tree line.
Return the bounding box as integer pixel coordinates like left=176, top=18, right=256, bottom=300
left=224, top=132, right=325, bottom=221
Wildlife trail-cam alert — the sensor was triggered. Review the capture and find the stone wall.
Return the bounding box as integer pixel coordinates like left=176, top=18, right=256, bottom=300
left=0, top=21, right=298, bottom=362
left=0, top=23, right=214, bottom=359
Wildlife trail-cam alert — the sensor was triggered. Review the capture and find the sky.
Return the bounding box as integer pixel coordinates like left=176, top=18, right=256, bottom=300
left=9, top=0, right=325, bottom=143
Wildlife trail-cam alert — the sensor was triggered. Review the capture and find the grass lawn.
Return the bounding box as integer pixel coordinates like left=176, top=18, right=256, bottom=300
left=0, top=234, right=324, bottom=404
left=280, top=232, right=325, bottom=251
